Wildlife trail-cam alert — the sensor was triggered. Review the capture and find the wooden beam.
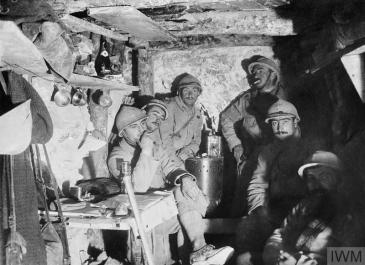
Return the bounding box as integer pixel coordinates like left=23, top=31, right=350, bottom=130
left=149, top=34, right=274, bottom=51
left=60, top=14, right=128, bottom=41
left=68, top=74, right=139, bottom=92
left=158, top=10, right=295, bottom=36
left=48, top=0, right=273, bottom=13
left=137, top=49, right=154, bottom=95
left=88, top=6, right=176, bottom=41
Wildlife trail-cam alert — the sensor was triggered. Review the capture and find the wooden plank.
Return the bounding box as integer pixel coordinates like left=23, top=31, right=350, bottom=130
left=48, top=0, right=270, bottom=13
left=149, top=34, right=274, bottom=51
left=61, top=14, right=129, bottom=41
left=68, top=74, right=140, bottom=91
left=158, top=10, right=295, bottom=36
left=0, top=21, right=48, bottom=75
left=88, top=6, right=176, bottom=41
left=53, top=193, right=177, bottom=231
left=66, top=216, right=132, bottom=230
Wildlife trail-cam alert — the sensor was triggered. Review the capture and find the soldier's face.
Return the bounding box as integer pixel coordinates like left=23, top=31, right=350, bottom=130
left=270, top=117, right=297, bottom=140
left=146, top=106, right=166, bottom=132
left=123, top=119, right=147, bottom=144
left=251, top=65, right=272, bottom=90
left=180, top=85, right=200, bottom=107
left=304, top=166, right=338, bottom=192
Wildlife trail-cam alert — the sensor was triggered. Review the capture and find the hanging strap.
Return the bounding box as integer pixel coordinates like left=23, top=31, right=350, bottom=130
left=30, top=145, right=50, bottom=223
left=40, top=144, right=71, bottom=265
left=171, top=109, right=196, bottom=138
left=8, top=155, right=16, bottom=232
left=39, top=144, right=65, bottom=222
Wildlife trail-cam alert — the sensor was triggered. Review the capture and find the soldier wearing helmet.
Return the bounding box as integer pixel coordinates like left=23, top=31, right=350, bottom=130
left=221, top=55, right=286, bottom=217
left=221, top=55, right=286, bottom=164
left=159, top=73, right=203, bottom=162
left=108, top=105, right=234, bottom=265
left=114, top=105, right=147, bottom=147
left=236, top=99, right=323, bottom=265
left=265, top=99, right=301, bottom=141
left=263, top=151, right=365, bottom=265
left=142, top=99, right=168, bottom=133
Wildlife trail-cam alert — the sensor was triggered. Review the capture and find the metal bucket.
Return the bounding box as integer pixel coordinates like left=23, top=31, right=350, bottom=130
left=185, top=157, right=223, bottom=215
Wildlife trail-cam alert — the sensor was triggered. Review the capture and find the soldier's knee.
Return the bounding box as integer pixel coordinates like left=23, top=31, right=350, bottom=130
left=237, top=252, right=253, bottom=265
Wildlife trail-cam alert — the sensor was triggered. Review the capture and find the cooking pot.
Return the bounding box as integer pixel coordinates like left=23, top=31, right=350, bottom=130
left=185, top=157, right=223, bottom=215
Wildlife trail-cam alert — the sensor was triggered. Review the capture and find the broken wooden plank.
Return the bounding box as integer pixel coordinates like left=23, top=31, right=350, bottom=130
left=88, top=6, right=176, bottom=41
left=68, top=74, right=139, bottom=92
left=157, top=10, right=295, bottom=36
left=60, top=14, right=128, bottom=41
left=0, top=21, right=48, bottom=75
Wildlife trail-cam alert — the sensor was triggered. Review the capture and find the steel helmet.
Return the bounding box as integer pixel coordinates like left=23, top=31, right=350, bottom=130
left=247, top=56, right=280, bottom=82
left=142, top=99, right=168, bottom=120
left=265, top=99, right=300, bottom=123
left=115, top=106, right=147, bottom=137
left=177, top=73, right=202, bottom=94
left=298, top=151, right=343, bottom=177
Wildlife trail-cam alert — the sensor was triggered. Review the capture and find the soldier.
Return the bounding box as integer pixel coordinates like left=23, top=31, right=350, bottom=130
left=263, top=151, right=365, bottom=265
left=221, top=55, right=285, bottom=164
left=160, top=73, right=203, bottom=162
left=236, top=99, right=321, bottom=265
left=220, top=55, right=286, bottom=216
left=142, top=99, right=168, bottom=133
left=108, top=106, right=234, bottom=265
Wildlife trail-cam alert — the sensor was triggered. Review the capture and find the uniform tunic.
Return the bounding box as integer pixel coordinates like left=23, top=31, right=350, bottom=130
left=159, top=96, right=203, bottom=161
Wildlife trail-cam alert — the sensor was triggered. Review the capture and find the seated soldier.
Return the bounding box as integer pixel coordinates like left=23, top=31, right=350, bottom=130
left=236, top=99, right=322, bottom=265
left=159, top=73, right=204, bottom=162
left=263, top=151, right=365, bottom=265
left=108, top=105, right=234, bottom=265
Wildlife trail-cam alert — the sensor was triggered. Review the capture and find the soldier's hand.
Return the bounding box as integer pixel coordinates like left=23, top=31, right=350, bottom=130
left=140, top=133, right=154, bottom=157
left=233, top=144, right=244, bottom=163
left=277, top=251, right=297, bottom=265
left=181, top=176, right=200, bottom=201
left=296, top=254, right=318, bottom=265
left=123, top=96, right=135, bottom=106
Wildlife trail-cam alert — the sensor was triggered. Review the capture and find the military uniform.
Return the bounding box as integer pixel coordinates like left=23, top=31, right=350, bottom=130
left=221, top=88, right=285, bottom=152
left=159, top=96, right=203, bottom=161
left=108, top=130, right=208, bottom=215
left=236, top=137, right=321, bottom=258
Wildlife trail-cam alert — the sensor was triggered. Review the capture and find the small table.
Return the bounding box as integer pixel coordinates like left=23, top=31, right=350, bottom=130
left=42, top=192, right=178, bottom=265
left=59, top=192, right=178, bottom=232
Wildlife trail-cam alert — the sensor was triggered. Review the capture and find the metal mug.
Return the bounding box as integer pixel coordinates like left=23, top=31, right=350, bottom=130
left=72, top=88, right=87, bottom=106
left=53, top=83, right=72, bottom=107
left=98, top=91, right=113, bottom=107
